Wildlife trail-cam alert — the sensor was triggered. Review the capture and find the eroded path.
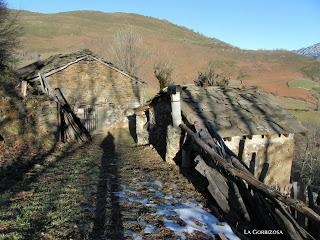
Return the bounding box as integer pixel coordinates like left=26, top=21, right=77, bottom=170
left=0, top=129, right=238, bottom=240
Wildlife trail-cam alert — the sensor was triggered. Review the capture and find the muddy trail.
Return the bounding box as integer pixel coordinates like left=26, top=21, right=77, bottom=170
left=0, top=128, right=238, bottom=240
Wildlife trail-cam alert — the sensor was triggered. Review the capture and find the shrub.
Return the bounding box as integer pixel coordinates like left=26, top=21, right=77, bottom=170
left=301, top=62, right=320, bottom=82
left=154, top=61, right=174, bottom=90
left=194, top=62, right=230, bottom=87
left=0, top=0, right=20, bottom=71
left=293, top=122, right=320, bottom=186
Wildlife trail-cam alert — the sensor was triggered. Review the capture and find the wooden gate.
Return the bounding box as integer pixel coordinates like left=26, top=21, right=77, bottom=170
left=75, top=106, right=97, bottom=132
left=83, top=106, right=97, bottom=132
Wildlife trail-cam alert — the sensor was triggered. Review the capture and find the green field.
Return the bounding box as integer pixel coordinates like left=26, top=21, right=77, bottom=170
left=289, top=110, right=320, bottom=125
left=268, top=94, right=314, bottom=110
left=268, top=94, right=320, bottom=126
left=288, top=79, right=320, bottom=90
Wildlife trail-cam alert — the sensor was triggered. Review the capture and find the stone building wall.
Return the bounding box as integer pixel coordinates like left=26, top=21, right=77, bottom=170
left=148, top=95, right=172, bottom=159
left=46, top=59, right=145, bottom=131
left=224, top=134, right=294, bottom=192
left=36, top=99, right=58, bottom=138
left=137, top=99, right=294, bottom=192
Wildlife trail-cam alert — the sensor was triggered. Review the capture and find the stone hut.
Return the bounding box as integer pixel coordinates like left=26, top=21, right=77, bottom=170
left=135, top=85, right=305, bottom=192
left=17, top=50, right=146, bottom=133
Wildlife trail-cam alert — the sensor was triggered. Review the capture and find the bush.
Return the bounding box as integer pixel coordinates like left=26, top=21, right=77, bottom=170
left=0, top=0, right=20, bottom=71
left=194, top=62, right=230, bottom=87
left=154, top=61, right=174, bottom=90
left=293, top=122, right=320, bottom=186
left=301, top=62, right=320, bottom=82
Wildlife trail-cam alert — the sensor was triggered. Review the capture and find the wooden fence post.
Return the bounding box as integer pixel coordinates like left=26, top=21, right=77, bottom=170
left=21, top=81, right=27, bottom=97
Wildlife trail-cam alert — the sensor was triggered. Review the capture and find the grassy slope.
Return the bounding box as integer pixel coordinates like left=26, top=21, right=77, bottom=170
left=15, top=10, right=318, bottom=99
left=288, top=79, right=320, bottom=90
left=268, top=94, right=320, bottom=126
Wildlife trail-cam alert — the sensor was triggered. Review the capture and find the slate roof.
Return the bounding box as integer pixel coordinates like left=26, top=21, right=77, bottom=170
left=16, top=49, right=145, bottom=84
left=163, top=85, right=305, bottom=137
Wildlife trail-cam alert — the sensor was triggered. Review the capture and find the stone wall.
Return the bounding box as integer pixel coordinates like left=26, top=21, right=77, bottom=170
left=137, top=93, right=294, bottom=192
left=46, top=59, right=145, bottom=131
left=148, top=95, right=173, bottom=159
left=36, top=99, right=58, bottom=138
left=224, top=134, right=294, bottom=192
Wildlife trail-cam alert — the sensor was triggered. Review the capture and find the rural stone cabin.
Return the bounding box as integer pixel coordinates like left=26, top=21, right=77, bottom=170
left=135, top=85, right=305, bottom=193
left=17, top=50, right=146, bottom=136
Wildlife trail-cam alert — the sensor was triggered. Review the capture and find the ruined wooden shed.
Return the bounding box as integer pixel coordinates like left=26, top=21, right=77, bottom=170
left=136, top=85, right=305, bottom=193
left=17, top=50, right=146, bottom=134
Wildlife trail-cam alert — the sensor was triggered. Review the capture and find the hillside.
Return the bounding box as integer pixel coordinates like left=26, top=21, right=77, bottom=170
left=15, top=10, right=318, bottom=100
left=295, top=43, right=320, bottom=60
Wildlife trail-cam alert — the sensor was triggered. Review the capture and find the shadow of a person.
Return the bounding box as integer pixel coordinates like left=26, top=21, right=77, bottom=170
left=91, top=132, right=123, bottom=240
left=100, top=132, right=115, bottom=154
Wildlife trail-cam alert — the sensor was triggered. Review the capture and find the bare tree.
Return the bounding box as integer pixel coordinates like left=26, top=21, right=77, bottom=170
left=0, top=0, right=19, bottom=71
left=154, top=61, right=174, bottom=90
left=294, top=122, right=320, bottom=187
left=194, top=61, right=230, bottom=88
left=310, top=87, right=320, bottom=111
left=109, top=25, right=142, bottom=76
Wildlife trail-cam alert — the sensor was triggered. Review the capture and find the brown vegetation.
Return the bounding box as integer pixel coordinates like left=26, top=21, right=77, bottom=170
left=108, top=25, right=143, bottom=76
left=153, top=60, right=174, bottom=90
left=0, top=0, right=20, bottom=70
left=293, top=122, right=320, bottom=187
left=194, top=61, right=230, bottom=87
left=13, top=10, right=320, bottom=100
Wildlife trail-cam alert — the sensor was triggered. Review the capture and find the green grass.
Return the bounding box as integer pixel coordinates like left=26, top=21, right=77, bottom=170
left=268, top=94, right=320, bottom=127
left=288, top=79, right=320, bottom=90
left=268, top=94, right=315, bottom=110
left=289, top=110, right=320, bottom=126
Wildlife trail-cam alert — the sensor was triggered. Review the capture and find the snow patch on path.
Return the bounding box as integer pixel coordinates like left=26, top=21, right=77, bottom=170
left=114, top=179, right=240, bottom=239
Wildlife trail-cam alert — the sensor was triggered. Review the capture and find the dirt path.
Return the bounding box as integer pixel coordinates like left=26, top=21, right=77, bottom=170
left=0, top=128, right=238, bottom=240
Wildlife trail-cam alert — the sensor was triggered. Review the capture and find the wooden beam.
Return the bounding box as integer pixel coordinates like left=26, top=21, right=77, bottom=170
left=21, top=81, right=27, bottom=97
left=43, top=56, right=89, bottom=78
left=38, top=73, right=45, bottom=93
left=180, top=123, right=320, bottom=224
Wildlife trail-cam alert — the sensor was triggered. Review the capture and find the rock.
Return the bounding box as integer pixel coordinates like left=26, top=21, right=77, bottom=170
left=165, top=125, right=181, bottom=164
left=136, top=113, right=149, bottom=145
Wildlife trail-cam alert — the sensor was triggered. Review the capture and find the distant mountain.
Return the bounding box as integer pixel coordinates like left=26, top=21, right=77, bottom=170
left=295, top=43, right=320, bottom=60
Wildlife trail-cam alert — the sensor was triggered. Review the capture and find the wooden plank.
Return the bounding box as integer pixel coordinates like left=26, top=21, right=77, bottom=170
left=42, top=76, right=52, bottom=95
left=194, top=155, right=230, bottom=213
left=216, top=233, right=229, bottom=240
left=180, top=123, right=320, bottom=224
left=21, top=81, right=27, bottom=97
left=43, top=56, right=88, bottom=78
left=38, top=73, right=45, bottom=93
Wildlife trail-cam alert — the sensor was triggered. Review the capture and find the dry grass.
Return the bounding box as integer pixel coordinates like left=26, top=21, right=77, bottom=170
left=0, top=128, right=225, bottom=239
left=14, top=10, right=319, bottom=101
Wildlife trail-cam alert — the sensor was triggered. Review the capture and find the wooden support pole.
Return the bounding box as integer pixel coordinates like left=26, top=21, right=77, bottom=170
left=180, top=123, right=320, bottom=224
left=21, top=81, right=27, bottom=97
left=38, top=73, right=45, bottom=93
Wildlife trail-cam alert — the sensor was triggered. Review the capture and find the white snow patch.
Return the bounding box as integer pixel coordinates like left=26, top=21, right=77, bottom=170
left=144, top=224, right=156, bottom=234
left=114, top=179, right=239, bottom=239
left=159, top=202, right=240, bottom=240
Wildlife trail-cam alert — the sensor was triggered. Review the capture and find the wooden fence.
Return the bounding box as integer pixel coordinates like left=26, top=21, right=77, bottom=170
left=163, top=85, right=320, bottom=239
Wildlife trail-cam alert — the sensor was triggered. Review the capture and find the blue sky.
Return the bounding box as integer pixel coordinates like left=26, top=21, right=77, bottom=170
left=7, top=0, right=320, bottom=50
